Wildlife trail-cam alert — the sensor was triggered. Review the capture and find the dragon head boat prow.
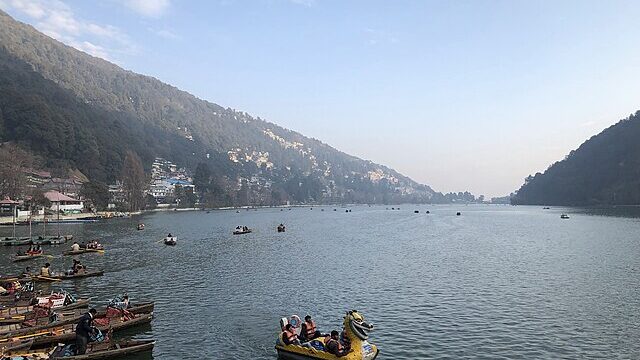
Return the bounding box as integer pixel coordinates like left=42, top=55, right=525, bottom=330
left=275, top=310, right=379, bottom=360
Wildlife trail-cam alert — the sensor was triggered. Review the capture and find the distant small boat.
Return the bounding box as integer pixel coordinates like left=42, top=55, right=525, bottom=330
left=560, top=214, right=570, bottom=219
left=543, top=207, right=550, bottom=210
left=164, top=237, right=177, bottom=246
left=456, top=212, right=461, bottom=216
left=414, top=210, right=419, bottom=214
left=137, top=223, right=145, bottom=231
left=277, top=224, right=286, bottom=233
left=233, top=227, right=252, bottom=235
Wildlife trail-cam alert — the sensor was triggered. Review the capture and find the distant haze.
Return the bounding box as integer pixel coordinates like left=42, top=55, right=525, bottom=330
left=2, top=0, right=639, bottom=197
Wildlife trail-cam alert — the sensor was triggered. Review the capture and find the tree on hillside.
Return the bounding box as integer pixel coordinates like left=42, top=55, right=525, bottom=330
left=80, top=181, right=109, bottom=211
left=0, top=144, right=33, bottom=199
left=121, top=151, right=146, bottom=211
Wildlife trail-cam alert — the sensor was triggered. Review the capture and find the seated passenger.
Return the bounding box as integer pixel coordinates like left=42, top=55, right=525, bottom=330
left=71, top=242, right=81, bottom=252
left=40, top=263, right=51, bottom=277
left=282, top=324, right=300, bottom=346
left=325, top=330, right=349, bottom=357
left=301, top=315, right=322, bottom=341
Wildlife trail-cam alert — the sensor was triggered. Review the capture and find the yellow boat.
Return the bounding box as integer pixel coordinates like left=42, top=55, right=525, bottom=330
left=275, top=310, right=379, bottom=360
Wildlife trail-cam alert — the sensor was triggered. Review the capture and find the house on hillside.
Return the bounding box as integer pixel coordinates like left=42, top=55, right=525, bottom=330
left=42, top=178, right=84, bottom=198
left=44, top=190, right=83, bottom=213
left=23, top=169, right=52, bottom=188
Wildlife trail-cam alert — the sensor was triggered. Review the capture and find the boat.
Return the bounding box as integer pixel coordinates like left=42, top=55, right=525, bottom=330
left=277, top=224, right=286, bottom=233
left=233, top=227, right=252, bottom=235
left=48, top=339, right=156, bottom=359
left=164, top=237, right=177, bottom=246
left=12, top=252, right=45, bottom=263
left=0, top=302, right=154, bottom=337
left=0, top=300, right=152, bottom=327
left=0, top=293, right=89, bottom=317
left=33, top=270, right=104, bottom=282
left=560, top=214, right=570, bottom=219
left=63, top=248, right=104, bottom=256
left=0, top=312, right=153, bottom=347
left=275, top=310, right=378, bottom=360
left=137, top=223, right=145, bottom=230
left=0, top=339, right=34, bottom=356
left=1, top=237, right=32, bottom=246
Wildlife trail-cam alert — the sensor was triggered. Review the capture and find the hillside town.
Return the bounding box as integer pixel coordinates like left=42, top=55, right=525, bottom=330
left=0, top=156, right=198, bottom=224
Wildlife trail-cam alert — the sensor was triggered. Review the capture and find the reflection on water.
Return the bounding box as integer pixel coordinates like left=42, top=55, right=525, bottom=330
left=2, top=205, right=640, bottom=359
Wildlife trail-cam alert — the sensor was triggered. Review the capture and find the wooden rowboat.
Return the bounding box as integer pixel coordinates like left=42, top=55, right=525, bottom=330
left=62, top=248, right=104, bottom=256
left=0, top=301, right=152, bottom=327
left=0, top=312, right=154, bottom=347
left=0, top=338, right=34, bottom=356
left=33, top=270, right=104, bottom=282
left=47, top=340, right=156, bottom=360
left=0, top=298, right=90, bottom=317
left=0, top=302, right=154, bottom=337
left=13, top=253, right=45, bottom=263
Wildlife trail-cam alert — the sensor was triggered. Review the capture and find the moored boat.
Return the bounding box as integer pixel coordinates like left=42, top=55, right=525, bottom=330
left=275, top=310, right=378, bottom=360
left=0, top=312, right=154, bottom=347
left=1, top=237, right=32, bottom=246
left=48, top=339, right=156, bottom=359
left=0, top=301, right=154, bottom=337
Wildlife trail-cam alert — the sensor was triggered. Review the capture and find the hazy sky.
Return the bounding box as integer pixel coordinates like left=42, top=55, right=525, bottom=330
left=2, top=0, right=640, bottom=197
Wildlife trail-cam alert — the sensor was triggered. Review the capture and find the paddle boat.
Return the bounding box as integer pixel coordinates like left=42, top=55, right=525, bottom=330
left=233, top=226, right=252, bottom=235
left=164, top=236, right=177, bottom=246
left=275, top=310, right=378, bottom=360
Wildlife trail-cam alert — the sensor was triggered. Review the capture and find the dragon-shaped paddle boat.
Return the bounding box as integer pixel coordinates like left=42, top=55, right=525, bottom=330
left=275, top=310, right=378, bottom=360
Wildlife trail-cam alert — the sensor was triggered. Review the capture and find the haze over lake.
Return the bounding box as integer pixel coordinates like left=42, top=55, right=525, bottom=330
left=2, top=205, right=639, bottom=359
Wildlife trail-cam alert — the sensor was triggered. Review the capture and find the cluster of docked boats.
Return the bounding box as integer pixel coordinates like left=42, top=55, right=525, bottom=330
left=0, top=279, right=155, bottom=358
left=0, top=235, right=73, bottom=247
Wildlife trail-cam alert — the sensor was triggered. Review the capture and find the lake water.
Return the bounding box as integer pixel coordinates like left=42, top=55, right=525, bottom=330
left=1, top=205, right=640, bottom=359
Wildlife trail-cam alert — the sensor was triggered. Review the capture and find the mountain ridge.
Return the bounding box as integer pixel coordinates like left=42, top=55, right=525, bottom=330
left=0, top=9, right=440, bottom=206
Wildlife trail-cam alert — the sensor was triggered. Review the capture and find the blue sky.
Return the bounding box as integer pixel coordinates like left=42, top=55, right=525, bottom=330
left=2, top=0, right=640, bottom=197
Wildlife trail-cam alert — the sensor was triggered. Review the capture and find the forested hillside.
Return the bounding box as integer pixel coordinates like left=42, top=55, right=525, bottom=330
left=512, top=111, right=640, bottom=205
left=0, top=10, right=438, bottom=205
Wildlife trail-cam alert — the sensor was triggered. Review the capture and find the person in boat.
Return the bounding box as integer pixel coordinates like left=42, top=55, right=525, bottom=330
left=22, top=266, right=32, bottom=277
left=75, top=308, right=97, bottom=355
left=325, top=330, right=349, bottom=356
left=72, top=259, right=85, bottom=274
left=243, top=226, right=249, bottom=232
left=80, top=241, right=86, bottom=249
left=0, top=284, right=7, bottom=296
left=71, top=242, right=81, bottom=252
left=34, top=244, right=41, bottom=252
left=167, top=233, right=173, bottom=238
left=282, top=324, right=301, bottom=346
left=301, top=315, right=322, bottom=342
left=40, top=263, right=52, bottom=277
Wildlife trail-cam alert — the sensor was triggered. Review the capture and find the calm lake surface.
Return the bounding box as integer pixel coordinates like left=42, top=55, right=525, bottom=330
left=2, top=205, right=640, bottom=359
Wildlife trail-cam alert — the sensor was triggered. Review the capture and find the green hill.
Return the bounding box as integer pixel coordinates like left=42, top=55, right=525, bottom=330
left=512, top=111, right=640, bottom=205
